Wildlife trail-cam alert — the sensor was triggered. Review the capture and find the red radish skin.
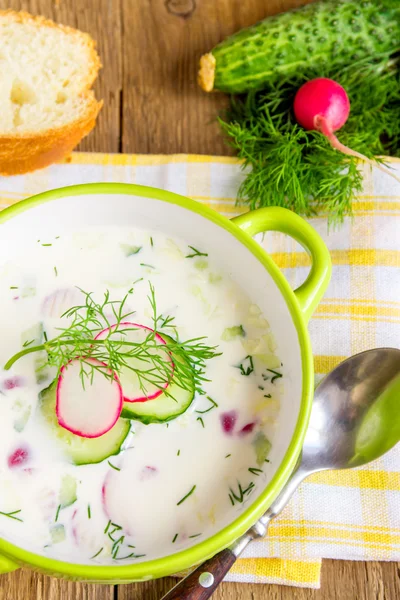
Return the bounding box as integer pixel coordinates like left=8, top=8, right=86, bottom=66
left=294, top=78, right=400, bottom=185
left=56, top=358, right=123, bottom=439
left=101, top=471, right=112, bottom=519
left=238, top=422, right=257, bottom=436
left=71, top=509, right=83, bottom=546
left=72, top=507, right=108, bottom=550
left=22, top=468, right=36, bottom=476
left=71, top=509, right=79, bottom=544
left=42, top=288, right=82, bottom=319
left=140, top=466, right=158, bottom=481
left=2, top=376, right=25, bottom=391
left=220, top=411, right=238, bottom=435
left=95, top=323, right=174, bottom=403
left=8, top=446, right=30, bottom=468
left=37, top=488, right=57, bottom=520
left=294, top=78, right=350, bottom=132
left=101, top=471, right=134, bottom=536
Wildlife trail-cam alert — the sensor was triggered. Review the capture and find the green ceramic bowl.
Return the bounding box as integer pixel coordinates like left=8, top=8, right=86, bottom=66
left=0, top=183, right=331, bottom=582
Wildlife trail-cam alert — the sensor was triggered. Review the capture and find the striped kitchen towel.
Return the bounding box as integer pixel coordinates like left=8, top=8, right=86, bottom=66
left=0, top=152, right=399, bottom=589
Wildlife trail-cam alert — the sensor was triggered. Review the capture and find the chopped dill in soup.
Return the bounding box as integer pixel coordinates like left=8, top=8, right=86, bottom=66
left=0, top=227, right=283, bottom=563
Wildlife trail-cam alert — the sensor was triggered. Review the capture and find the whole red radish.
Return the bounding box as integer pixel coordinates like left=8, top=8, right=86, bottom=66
left=294, top=78, right=400, bottom=184
left=294, top=78, right=349, bottom=133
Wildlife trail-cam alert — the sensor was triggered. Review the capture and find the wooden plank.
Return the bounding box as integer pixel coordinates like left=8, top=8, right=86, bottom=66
left=1, top=559, right=398, bottom=600
left=0, top=569, right=114, bottom=600
left=0, top=0, right=122, bottom=153
left=120, top=0, right=313, bottom=155
left=117, top=559, right=400, bottom=599
left=54, top=0, right=123, bottom=153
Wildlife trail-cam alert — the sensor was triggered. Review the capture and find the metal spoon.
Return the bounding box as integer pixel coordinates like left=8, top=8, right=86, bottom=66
left=162, top=348, right=400, bottom=600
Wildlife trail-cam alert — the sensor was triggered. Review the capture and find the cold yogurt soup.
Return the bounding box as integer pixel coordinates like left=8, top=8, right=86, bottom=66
left=0, top=227, right=283, bottom=563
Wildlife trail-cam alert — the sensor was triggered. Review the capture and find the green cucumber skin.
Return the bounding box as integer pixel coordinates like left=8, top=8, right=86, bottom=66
left=120, top=333, right=195, bottom=425
left=120, top=396, right=194, bottom=425
left=120, top=375, right=195, bottom=425
left=212, top=0, right=400, bottom=93
left=120, top=406, right=174, bottom=425
left=59, top=474, right=77, bottom=508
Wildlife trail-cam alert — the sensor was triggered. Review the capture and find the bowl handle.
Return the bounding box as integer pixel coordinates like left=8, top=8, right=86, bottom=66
left=0, top=554, right=19, bottom=574
left=231, top=207, right=331, bottom=322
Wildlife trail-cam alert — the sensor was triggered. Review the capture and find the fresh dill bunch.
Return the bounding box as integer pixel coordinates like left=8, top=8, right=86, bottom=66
left=220, top=54, right=400, bottom=226
left=5, top=285, right=221, bottom=395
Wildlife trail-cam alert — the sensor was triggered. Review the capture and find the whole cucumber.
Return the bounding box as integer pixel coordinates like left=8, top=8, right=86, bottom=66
left=198, top=0, right=400, bottom=94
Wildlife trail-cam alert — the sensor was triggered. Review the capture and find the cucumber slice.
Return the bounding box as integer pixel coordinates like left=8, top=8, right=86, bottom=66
left=50, top=524, right=66, bottom=544
left=21, top=323, right=51, bottom=385
left=39, top=382, right=131, bottom=466
left=121, top=335, right=195, bottom=424
left=95, top=323, right=172, bottom=402
left=221, top=325, right=245, bottom=341
left=59, top=474, right=77, bottom=508
left=253, top=432, right=271, bottom=467
left=120, top=379, right=194, bottom=424
left=12, top=401, right=31, bottom=433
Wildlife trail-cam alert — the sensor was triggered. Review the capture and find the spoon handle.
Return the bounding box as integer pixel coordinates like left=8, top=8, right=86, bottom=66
left=161, top=463, right=310, bottom=600
left=161, top=548, right=237, bottom=600
left=161, top=523, right=266, bottom=600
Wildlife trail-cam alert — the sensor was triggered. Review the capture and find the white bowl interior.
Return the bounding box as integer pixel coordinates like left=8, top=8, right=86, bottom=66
left=0, top=192, right=303, bottom=560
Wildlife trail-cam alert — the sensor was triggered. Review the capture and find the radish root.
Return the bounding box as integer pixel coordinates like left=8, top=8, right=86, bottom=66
left=315, top=115, right=400, bottom=184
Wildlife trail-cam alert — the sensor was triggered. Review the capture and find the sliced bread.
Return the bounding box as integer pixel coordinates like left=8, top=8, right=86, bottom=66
left=0, top=10, right=102, bottom=175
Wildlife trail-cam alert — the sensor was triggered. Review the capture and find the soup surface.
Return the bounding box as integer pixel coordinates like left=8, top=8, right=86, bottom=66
left=0, top=227, right=283, bottom=563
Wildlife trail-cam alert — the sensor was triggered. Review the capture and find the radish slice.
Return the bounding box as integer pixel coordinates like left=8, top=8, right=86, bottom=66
left=220, top=411, right=237, bottom=435
left=42, top=288, right=82, bottom=319
left=95, top=323, right=174, bottom=403
left=8, top=446, right=30, bottom=469
left=102, top=470, right=134, bottom=537
left=72, top=508, right=107, bottom=553
left=2, top=376, right=25, bottom=391
left=56, top=358, right=123, bottom=438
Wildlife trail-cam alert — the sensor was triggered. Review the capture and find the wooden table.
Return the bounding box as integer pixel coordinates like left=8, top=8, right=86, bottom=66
left=0, top=1, right=399, bottom=598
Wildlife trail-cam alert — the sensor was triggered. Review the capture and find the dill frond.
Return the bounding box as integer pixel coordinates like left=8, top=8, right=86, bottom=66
left=220, top=55, right=400, bottom=226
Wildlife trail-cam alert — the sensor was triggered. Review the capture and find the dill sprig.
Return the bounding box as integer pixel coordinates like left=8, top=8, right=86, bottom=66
left=220, top=54, right=400, bottom=226
left=196, top=416, right=205, bottom=428
left=248, top=467, right=263, bottom=477
left=185, top=246, right=208, bottom=258
left=0, top=509, right=23, bottom=522
left=265, top=369, right=283, bottom=384
left=228, top=480, right=255, bottom=506
left=177, top=485, right=196, bottom=506
left=195, top=396, right=218, bottom=415
left=236, top=355, right=254, bottom=376
left=4, top=284, right=220, bottom=396
left=55, top=505, right=61, bottom=522
left=108, top=461, right=121, bottom=471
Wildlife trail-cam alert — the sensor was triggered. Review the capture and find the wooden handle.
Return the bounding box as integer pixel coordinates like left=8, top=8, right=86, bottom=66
left=161, top=548, right=236, bottom=599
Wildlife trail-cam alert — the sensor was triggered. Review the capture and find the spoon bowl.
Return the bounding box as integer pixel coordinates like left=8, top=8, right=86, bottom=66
left=303, top=347, right=400, bottom=471
left=163, top=348, right=400, bottom=599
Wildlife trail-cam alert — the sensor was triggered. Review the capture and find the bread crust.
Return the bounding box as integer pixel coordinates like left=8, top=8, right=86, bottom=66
left=0, top=10, right=102, bottom=175
left=0, top=95, right=103, bottom=176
